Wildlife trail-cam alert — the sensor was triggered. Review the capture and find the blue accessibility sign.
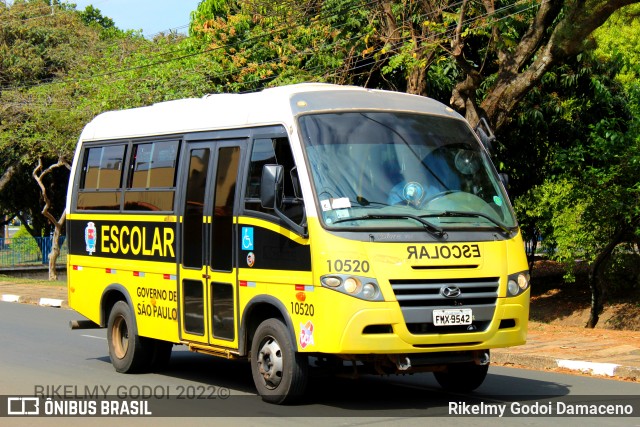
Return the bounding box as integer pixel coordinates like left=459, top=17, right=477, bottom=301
left=241, top=227, right=254, bottom=251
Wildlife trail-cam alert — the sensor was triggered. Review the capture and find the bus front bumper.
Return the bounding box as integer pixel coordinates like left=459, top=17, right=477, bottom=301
left=327, top=296, right=529, bottom=355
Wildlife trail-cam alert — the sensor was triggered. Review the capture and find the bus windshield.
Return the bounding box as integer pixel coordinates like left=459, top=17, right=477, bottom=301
left=298, top=112, right=517, bottom=231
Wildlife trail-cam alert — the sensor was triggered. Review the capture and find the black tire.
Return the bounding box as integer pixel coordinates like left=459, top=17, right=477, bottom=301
left=433, top=362, right=489, bottom=392
left=107, top=300, right=152, bottom=373
left=250, top=318, right=308, bottom=404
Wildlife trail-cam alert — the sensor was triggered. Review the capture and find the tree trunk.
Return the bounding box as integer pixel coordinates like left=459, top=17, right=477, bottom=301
left=585, top=226, right=627, bottom=328
left=526, top=227, right=539, bottom=272
left=48, top=211, right=66, bottom=281
left=586, top=270, right=603, bottom=329
left=32, top=157, right=70, bottom=281
left=407, top=65, right=428, bottom=96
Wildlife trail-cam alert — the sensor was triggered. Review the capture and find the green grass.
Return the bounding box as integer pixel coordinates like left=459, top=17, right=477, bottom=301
left=0, top=274, right=66, bottom=286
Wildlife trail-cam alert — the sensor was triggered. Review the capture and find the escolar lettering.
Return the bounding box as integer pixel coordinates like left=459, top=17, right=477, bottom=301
left=100, top=225, right=175, bottom=258
left=407, top=244, right=481, bottom=260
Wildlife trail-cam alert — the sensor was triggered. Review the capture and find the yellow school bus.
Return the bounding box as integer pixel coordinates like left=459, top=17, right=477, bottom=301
left=66, top=83, right=529, bottom=403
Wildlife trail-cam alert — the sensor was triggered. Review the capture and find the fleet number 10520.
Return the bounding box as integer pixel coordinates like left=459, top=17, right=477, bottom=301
left=290, top=302, right=314, bottom=316
left=326, top=259, right=370, bottom=273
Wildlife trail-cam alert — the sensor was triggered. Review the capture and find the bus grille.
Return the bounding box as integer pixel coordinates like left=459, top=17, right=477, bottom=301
left=389, top=277, right=499, bottom=334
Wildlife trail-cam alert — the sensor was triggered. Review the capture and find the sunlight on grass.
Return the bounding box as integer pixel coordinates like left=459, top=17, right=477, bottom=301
left=0, top=274, right=66, bottom=287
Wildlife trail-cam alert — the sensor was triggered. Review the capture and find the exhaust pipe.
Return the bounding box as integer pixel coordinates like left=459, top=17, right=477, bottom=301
left=395, top=355, right=411, bottom=371
left=473, top=350, right=490, bottom=366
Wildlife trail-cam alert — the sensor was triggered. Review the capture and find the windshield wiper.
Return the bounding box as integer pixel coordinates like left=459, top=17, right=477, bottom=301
left=354, top=196, right=389, bottom=207
left=331, top=214, right=446, bottom=237
left=420, top=211, right=513, bottom=234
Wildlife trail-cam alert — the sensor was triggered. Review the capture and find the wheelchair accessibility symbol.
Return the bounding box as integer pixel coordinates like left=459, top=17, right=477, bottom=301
left=242, top=227, right=254, bottom=251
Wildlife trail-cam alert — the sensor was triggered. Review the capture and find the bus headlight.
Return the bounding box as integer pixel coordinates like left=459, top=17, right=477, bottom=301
left=322, top=276, right=341, bottom=288
left=507, top=271, right=530, bottom=297
left=320, top=274, right=384, bottom=301
left=343, top=277, right=361, bottom=294
left=507, top=279, right=520, bottom=296
left=362, top=282, right=379, bottom=300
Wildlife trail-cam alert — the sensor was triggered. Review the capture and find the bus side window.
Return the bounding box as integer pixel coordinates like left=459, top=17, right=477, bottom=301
left=124, top=140, right=179, bottom=212
left=76, top=144, right=126, bottom=211
left=245, top=137, right=303, bottom=224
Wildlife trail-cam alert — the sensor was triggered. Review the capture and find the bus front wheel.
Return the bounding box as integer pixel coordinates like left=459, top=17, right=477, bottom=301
left=107, top=300, right=150, bottom=373
left=250, top=318, right=308, bottom=404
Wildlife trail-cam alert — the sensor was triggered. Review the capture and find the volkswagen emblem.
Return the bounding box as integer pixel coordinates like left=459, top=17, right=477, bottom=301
left=441, top=285, right=461, bottom=298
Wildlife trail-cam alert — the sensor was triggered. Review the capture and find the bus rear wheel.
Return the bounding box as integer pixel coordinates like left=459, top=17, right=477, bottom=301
left=107, top=300, right=151, bottom=373
left=433, top=361, right=489, bottom=392
left=250, top=318, right=308, bottom=404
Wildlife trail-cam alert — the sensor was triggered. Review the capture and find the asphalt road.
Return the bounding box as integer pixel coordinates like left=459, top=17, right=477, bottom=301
left=1, top=302, right=639, bottom=426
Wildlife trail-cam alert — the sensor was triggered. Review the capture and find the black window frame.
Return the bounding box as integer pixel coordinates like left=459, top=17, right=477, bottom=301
left=243, top=134, right=304, bottom=227
left=76, top=143, right=128, bottom=212
left=73, top=138, right=181, bottom=214
left=123, top=139, right=181, bottom=212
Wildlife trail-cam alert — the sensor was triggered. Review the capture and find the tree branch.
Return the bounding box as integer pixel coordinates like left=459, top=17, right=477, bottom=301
left=0, top=162, right=20, bottom=192
left=451, top=0, right=468, bottom=58
left=503, top=0, right=562, bottom=75
left=479, top=0, right=640, bottom=131
left=32, top=156, right=70, bottom=280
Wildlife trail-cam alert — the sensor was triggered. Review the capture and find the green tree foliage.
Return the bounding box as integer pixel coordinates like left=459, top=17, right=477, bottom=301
left=0, top=0, right=100, bottom=237
left=13, top=225, right=41, bottom=259
left=594, top=4, right=640, bottom=89
left=500, top=51, right=631, bottom=200
left=186, top=1, right=640, bottom=129
left=78, top=5, right=116, bottom=30
left=188, top=0, right=373, bottom=91
left=0, top=0, right=213, bottom=277
left=186, top=0, right=462, bottom=98
left=0, top=1, right=214, bottom=233
left=509, top=15, right=640, bottom=326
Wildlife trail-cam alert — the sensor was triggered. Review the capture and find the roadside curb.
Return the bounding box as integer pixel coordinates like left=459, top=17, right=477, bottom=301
left=38, top=297, right=64, bottom=307
left=1, top=294, right=21, bottom=303
left=492, top=351, right=640, bottom=381
left=1, top=293, right=66, bottom=308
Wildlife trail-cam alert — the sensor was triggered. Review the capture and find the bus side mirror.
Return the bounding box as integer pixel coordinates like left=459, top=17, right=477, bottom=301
left=260, top=164, right=283, bottom=209
left=290, top=166, right=302, bottom=200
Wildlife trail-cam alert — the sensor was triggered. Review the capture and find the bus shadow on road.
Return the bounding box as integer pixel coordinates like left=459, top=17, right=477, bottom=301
left=298, top=372, right=571, bottom=415
left=162, top=349, right=255, bottom=394
left=92, top=348, right=573, bottom=415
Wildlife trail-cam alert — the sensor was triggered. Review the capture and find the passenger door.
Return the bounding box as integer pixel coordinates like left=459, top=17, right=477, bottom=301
left=178, top=140, right=244, bottom=348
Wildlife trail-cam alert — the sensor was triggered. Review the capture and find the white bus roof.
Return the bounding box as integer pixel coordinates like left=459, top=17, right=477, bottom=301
left=79, top=83, right=461, bottom=141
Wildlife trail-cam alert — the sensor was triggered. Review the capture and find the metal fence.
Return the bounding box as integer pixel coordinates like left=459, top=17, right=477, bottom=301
left=0, top=236, right=67, bottom=267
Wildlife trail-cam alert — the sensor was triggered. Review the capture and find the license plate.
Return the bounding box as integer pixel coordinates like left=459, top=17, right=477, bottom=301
left=433, top=309, right=473, bottom=326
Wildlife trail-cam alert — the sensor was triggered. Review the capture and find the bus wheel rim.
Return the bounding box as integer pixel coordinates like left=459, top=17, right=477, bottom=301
left=112, top=316, right=129, bottom=359
left=256, top=336, right=283, bottom=389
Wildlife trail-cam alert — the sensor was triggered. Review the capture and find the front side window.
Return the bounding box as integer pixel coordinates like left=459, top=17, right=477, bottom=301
left=244, top=137, right=303, bottom=224
left=298, top=112, right=517, bottom=231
